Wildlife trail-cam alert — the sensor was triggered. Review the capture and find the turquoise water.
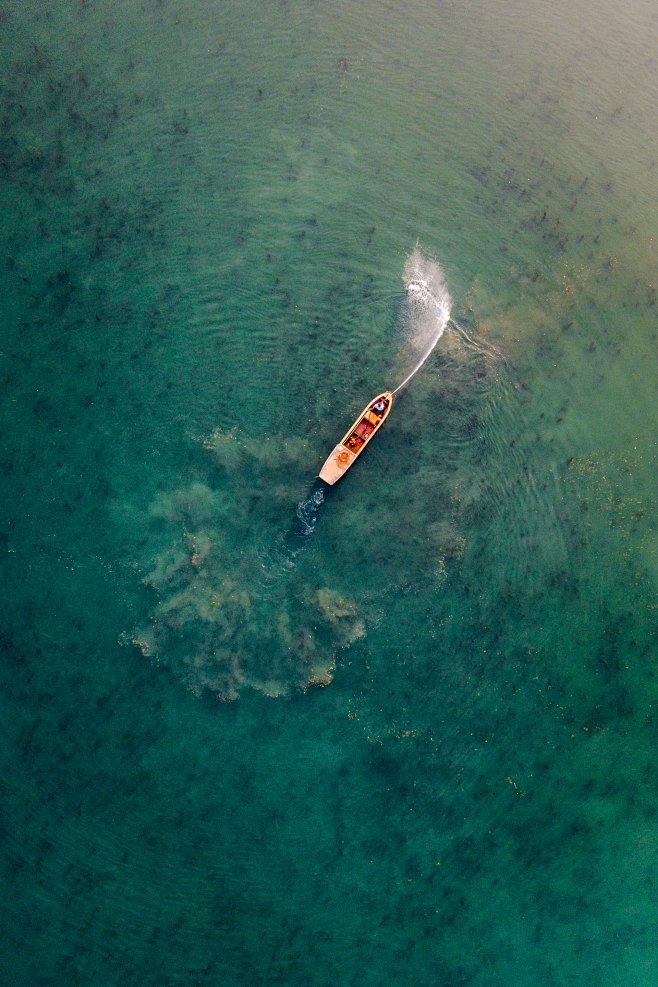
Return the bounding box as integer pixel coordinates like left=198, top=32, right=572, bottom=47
left=2, top=0, right=657, bottom=983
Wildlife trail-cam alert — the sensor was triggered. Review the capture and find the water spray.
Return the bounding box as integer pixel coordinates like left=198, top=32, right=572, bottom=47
left=392, top=252, right=452, bottom=394
left=318, top=247, right=453, bottom=485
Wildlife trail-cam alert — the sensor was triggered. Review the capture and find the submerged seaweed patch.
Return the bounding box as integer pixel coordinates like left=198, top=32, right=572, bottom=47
left=124, top=435, right=366, bottom=700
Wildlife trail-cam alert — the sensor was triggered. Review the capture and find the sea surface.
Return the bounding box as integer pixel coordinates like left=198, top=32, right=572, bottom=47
left=1, top=1, right=657, bottom=984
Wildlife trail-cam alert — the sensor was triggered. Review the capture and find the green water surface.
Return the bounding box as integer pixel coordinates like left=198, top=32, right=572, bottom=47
left=1, top=1, right=657, bottom=984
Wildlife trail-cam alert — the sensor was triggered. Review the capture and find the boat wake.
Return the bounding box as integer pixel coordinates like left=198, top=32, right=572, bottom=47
left=292, top=482, right=326, bottom=537
left=275, top=479, right=328, bottom=568
left=393, top=247, right=452, bottom=394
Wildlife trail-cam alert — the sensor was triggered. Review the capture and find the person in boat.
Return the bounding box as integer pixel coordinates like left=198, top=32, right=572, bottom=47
left=372, top=398, right=387, bottom=413
left=348, top=434, right=360, bottom=447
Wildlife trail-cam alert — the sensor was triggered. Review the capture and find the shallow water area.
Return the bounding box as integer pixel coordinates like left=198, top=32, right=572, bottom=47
left=1, top=0, right=658, bottom=984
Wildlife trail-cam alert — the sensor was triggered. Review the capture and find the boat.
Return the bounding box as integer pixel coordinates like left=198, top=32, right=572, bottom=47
left=319, top=391, right=394, bottom=484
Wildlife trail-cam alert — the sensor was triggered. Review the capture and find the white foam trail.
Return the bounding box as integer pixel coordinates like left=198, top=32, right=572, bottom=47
left=294, top=486, right=325, bottom=536
left=393, top=248, right=452, bottom=395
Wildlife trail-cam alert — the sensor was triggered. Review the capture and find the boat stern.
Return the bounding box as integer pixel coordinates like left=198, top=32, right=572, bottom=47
left=319, top=444, right=357, bottom=484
